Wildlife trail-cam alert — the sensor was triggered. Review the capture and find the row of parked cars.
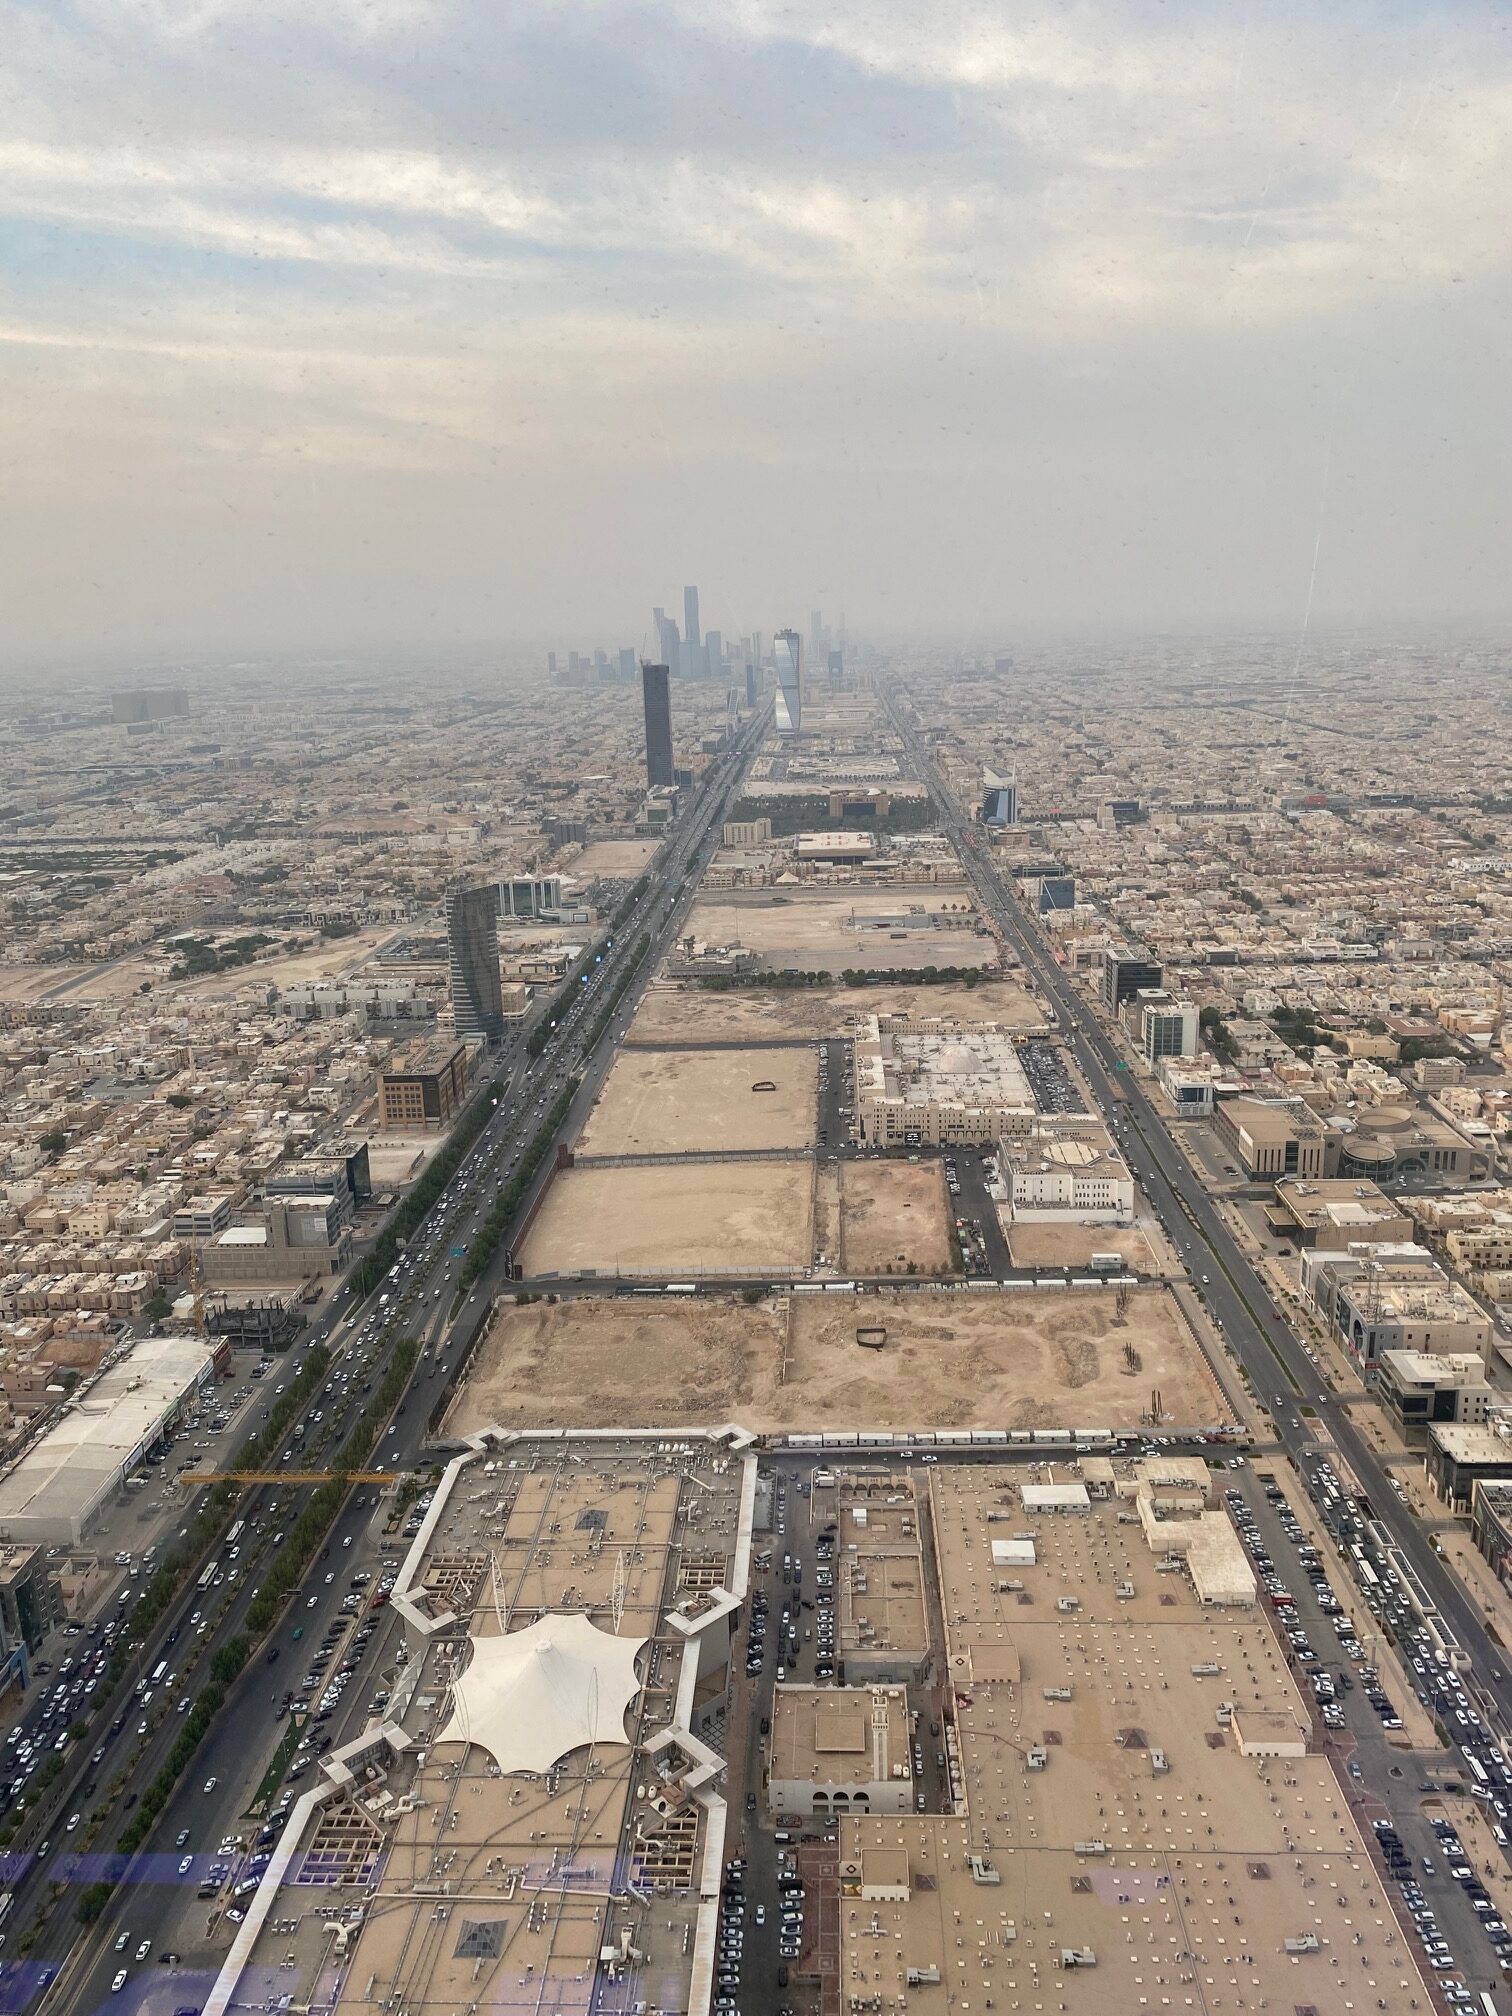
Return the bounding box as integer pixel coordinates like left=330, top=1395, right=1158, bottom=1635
left=1375, top=1814, right=1512, bottom=1976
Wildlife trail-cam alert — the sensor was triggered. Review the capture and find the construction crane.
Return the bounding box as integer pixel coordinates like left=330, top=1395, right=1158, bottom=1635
left=176, top=1470, right=400, bottom=1487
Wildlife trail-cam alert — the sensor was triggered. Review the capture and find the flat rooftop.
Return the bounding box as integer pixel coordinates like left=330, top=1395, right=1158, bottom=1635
left=225, top=1432, right=750, bottom=2016
left=857, top=1017, right=1035, bottom=1113
left=0, top=1333, right=213, bottom=1535
left=835, top=1469, right=929, bottom=1664
left=855, top=1466, right=1438, bottom=2016
left=769, top=1682, right=910, bottom=1786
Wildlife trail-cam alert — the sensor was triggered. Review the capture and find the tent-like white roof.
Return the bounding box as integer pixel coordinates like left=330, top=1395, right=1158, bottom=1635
left=436, top=1612, right=646, bottom=1776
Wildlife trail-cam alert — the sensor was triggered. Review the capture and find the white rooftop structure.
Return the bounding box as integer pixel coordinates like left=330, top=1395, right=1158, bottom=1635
left=0, top=1334, right=216, bottom=1544
left=1021, top=1482, right=1091, bottom=1512
left=436, top=1612, right=647, bottom=1776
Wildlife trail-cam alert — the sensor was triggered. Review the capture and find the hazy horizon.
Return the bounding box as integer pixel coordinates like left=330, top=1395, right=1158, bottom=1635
left=3, top=0, right=1509, bottom=665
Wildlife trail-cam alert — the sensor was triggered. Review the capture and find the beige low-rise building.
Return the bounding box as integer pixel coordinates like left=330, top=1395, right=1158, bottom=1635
left=1267, top=1176, right=1410, bottom=1249
left=767, top=1683, right=913, bottom=1818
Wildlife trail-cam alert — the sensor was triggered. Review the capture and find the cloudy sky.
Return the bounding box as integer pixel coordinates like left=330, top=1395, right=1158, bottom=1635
left=1, top=0, right=1509, bottom=665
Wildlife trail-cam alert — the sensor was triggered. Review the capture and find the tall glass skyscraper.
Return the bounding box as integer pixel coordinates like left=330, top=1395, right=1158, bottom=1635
left=642, top=661, right=674, bottom=787
left=774, top=629, right=802, bottom=735
left=445, top=884, right=505, bottom=1042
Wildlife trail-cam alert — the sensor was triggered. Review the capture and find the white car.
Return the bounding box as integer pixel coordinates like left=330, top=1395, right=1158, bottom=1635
left=112, top=1972, right=128, bottom=1995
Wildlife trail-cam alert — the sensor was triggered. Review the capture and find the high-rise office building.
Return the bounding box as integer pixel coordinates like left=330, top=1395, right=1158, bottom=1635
left=774, top=630, right=802, bottom=735
left=982, top=783, right=1017, bottom=827
left=704, top=628, right=722, bottom=678
left=547, top=650, right=558, bottom=680
left=745, top=663, right=757, bottom=708
left=683, top=585, right=701, bottom=651
left=654, top=606, right=680, bottom=668
left=1103, top=947, right=1163, bottom=1012
left=112, top=686, right=189, bottom=724
left=642, top=661, right=674, bottom=788
left=446, top=884, right=506, bottom=1042
left=618, top=647, right=636, bottom=681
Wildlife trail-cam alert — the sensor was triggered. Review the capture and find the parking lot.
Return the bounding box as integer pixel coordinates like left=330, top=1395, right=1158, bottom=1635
left=1019, top=1037, right=1083, bottom=1114
left=718, top=1456, right=952, bottom=2016
left=1227, top=1461, right=1512, bottom=1994
left=816, top=1038, right=852, bottom=1156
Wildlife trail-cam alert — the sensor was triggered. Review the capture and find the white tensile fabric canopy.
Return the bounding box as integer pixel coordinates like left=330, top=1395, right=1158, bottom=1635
left=436, top=1612, right=647, bottom=1776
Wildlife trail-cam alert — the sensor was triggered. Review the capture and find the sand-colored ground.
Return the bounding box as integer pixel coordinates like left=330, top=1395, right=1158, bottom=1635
left=688, top=891, right=997, bottom=972
left=37, top=927, right=404, bottom=1007
left=177, top=926, right=399, bottom=998
left=521, top=1159, right=813, bottom=1275
left=1003, top=1220, right=1155, bottom=1271
left=0, top=964, right=90, bottom=1003
left=367, top=1137, right=446, bottom=1187
left=569, top=839, right=660, bottom=878
left=451, top=1285, right=1221, bottom=1431
left=578, top=1047, right=816, bottom=1156
left=628, top=976, right=1043, bottom=1046
left=840, top=1160, right=952, bottom=1274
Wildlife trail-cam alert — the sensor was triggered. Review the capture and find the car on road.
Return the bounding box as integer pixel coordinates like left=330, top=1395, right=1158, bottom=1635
left=204, top=1776, right=218, bottom=1793
left=112, top=1970, right=128, bottom=1994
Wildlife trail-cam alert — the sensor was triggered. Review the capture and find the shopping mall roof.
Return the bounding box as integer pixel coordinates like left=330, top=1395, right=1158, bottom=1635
left=435, top=1612, right=647, bottom=1775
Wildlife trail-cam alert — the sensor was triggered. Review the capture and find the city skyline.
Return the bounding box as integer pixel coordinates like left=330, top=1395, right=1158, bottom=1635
left=2, top=1, right=1509, bottom=664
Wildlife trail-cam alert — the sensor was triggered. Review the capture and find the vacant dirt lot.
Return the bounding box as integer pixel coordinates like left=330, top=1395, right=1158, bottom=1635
left=840, top=1161, right=952, bottom=1275
left=578, top=1046, right=816, bottom=1156
left=569, top=839, right=660, bottom=878
left=450, top=1285, right=1221, bottom=1432
left=687, top=892, right=997, bottom=973
left=780, top=1288, right=1218, bottom=1430
left=1003, top=1221, right=1156, bottom=1271
left=628, top=976, right=1043, bottom=1046
left=521, top=1159, right=813, bottom=1275
left=0, top=965, right=88, bottom=1003
left=450, top=1296, right=789, bottom=1433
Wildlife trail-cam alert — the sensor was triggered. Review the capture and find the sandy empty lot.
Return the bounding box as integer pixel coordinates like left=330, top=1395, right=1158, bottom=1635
left=628, top=977, right=1043, bottom=1046
left=578, top=1046, right=816, bottom=1156
left=1003, top=1221, right=1156, bottom=1271
left=688, top=892, right=997, bottom=973
left=840, top=1160, right=952, bottom=1274
left=450, top=1296, right=789, bottom=1434
left=781, top=1287, right=1217, bottom=1429
left=451, top=1285, right=1221, bottom=1432
left=569, top=839, right=660, bottom=878
left=0, top=965, right=89, bottom=1003
left=521, top=1159, right=813, bottom=1275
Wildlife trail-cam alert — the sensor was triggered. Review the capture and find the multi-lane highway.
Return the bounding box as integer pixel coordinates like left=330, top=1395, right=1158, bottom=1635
left=886, top=691, right=1512, bottom=1749
left=7, top=715, right=765, bottom=2016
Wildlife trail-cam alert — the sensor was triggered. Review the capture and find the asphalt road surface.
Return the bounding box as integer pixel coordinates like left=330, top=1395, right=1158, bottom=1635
left=885, top=690, right=1512, bottom=1755
left=9, top=716, right=767, bottom=2016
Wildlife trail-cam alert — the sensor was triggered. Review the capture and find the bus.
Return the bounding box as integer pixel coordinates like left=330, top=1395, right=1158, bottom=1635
left=151, top=1660, right=169, bottom=1685
left=197, top=1561, right=217, bottom=1593
left=226, top=1520, right=245, bottom=1548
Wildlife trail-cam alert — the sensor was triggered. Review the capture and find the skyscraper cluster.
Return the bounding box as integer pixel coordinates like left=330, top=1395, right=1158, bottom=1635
left=645, top=585, right=753, bottom=687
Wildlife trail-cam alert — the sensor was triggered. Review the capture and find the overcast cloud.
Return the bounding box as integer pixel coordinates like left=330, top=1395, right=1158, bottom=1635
left=1, top=0, right=1508, bottom=663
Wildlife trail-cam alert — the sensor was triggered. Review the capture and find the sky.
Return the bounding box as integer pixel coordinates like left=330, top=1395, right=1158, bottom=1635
left=1, top=0, right=1510, bottom=665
